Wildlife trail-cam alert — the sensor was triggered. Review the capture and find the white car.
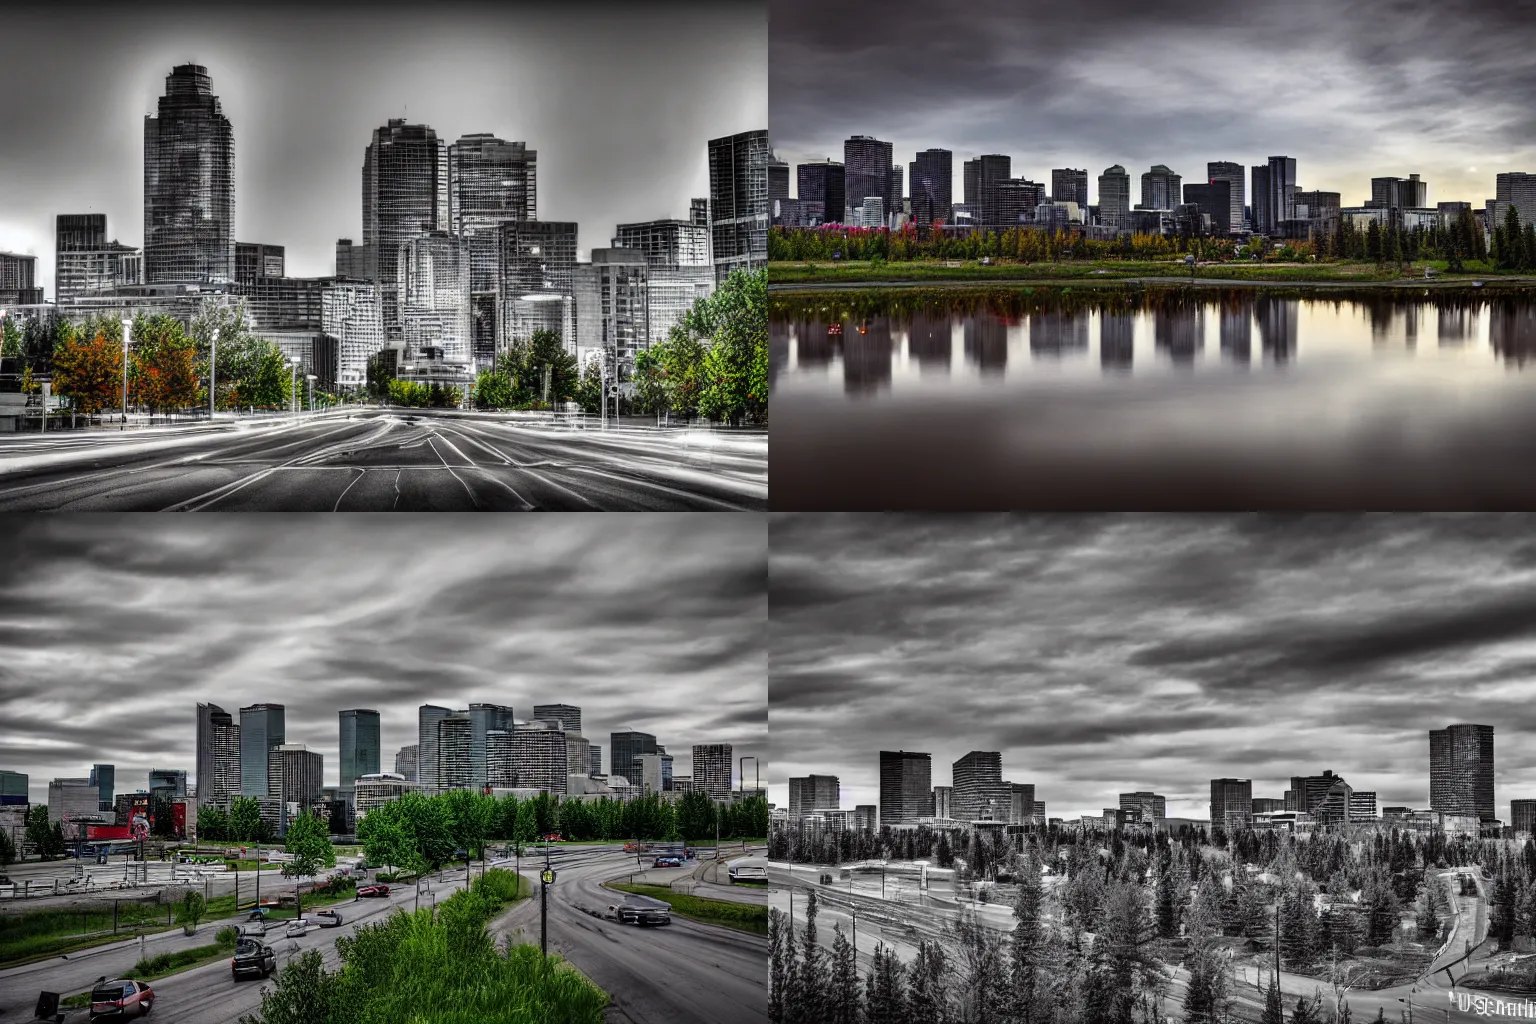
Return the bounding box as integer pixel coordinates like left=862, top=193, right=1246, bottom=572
left=285, top=918, right=312, bottom=937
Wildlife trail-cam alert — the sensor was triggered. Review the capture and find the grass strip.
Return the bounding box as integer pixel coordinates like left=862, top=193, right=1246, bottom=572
left=608, top=882, right=768, bottom=935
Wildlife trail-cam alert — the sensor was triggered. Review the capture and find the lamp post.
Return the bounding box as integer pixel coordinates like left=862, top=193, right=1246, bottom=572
left=305, top=374, right=317, bottom=413
left=209, top=328, right=218, bottom=420
left=285, top=359, right=299, bottom=417
left=120, top=318, right=133, bottom=429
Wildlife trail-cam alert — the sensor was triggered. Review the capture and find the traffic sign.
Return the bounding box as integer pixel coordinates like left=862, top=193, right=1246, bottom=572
left=540, top=868, right=556, bottom=885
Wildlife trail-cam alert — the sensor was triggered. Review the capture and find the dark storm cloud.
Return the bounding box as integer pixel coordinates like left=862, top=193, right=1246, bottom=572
left=770, top=0, right=1536, bottom=210
left=0, top=516, right=765, bottom=804
left=0, top=0, right=765, bottom=295
left=769, top=514, right=1536, bottom=822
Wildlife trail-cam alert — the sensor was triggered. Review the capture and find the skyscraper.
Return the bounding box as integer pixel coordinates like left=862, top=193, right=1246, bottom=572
left=708, top=129, right=770, bottom=281
left=55, top=214, right=140, bottom=303
left=1140, top=164, right=1181, bottom=210
left=1119, top=791, right=1166, bottom=829
left=448, top=134, right=536, bottom=370
left=531, top=704, right=580, bottom=734
left=909, top=149, right=953, bottom=229
left=338, top=710, right=381, bottom=803
left=398, top=232, right=472, bottom=366
left=951, top=751, right=1011, bottom=822
left=194, top=703, right=241, bottom=807
left=767, top=157, right=790, bottom=201
left=589, top=746, right=602, bottom=776
left=788, top=775, right=840, bottom=818
left=363, top=119, right=449, bottom=335
left=88, top=764, right=115, bottom=812
left=512, top=722, right=568, bottom=795
left=1182, top=180, right=1231, bottom=234
left=394, top=744, right=418, bottom=783
left=1098, top=165, right=1131, bottom=230
left=239, top=704, right=285, bottom=798
left=148, top=769, right=187, bottom=799
left=963, top=154, right=1012, bottom=227
left=844, top=136, right=895, bottom=226
left=1210, top=778, right=1252, bottom=833
left=468, top=703, right=515, bottom=790
left=436, top=713, right=473, bottom=792
left=1051, top=168, right=1089, bottom=208
left=609, top=729, right=657, bottom=784
left=1266, top=156, right=1298, bottom=227
left=1429, top=723, right=1495, bottom=820
left=1491, top=172, right=1536, bottom=231
left=691, top=743, right=733, bottom=799
left=573, top=248, right=650, bottom=366
left=797, top=159, right=845, bottom=225
left=1370, top=174, right=1427, bottom=211
left=1251, top=165, right=1271, bottom=234
left=1513, top=799, right=1536, bottom=836
left=612, top=218, right=710, bottom=267
left=879, top=750, right=933, bottom=826
left=1206, top=161, right=1245, bottom=235
left=143, top=64, right=234, bottom=284
left=417, top=705, right=452, bottom=795
left=267, top=744, right=323, bottom=819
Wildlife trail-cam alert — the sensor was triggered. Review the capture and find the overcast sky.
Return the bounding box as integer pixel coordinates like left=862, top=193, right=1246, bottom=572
left=0, top=516, right=766, bottom=805
left=0, top=0, right=766, bottom=298
left=771, top=0, right=1536, bottom=211
left=770, top=515, right=1536, bottom=823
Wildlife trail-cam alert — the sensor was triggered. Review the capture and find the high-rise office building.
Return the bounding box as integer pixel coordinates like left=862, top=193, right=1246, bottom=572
left=363, top=119, right=449, bottom=334
left=933, top=785, right=952, bottom=819
left=235, top=243, right=285, bottom=283
left=879, top=750, right=933, bottom=826
left=609, top=729, right=657, bottom=784
left=196, top=702, right=241, bottom=807
left=908, top=149, right=953, bottom=228
left=467, top=703, right=515, bottom=791
left=89, top=764, right=115, bottom=811
left=887, top=164, right=904, bottom=220
left=143, top=64, right=234, bottom=284
left=1051, top=168, right=1089, bottom=208
left=417, top=705, right=452, bottom=795
left=1119, top=791, right=1166, bottom=829
left=448, top=135, right=536, bottom=369
left=1140, top=164, right=1181, bottom=211
left=1491, top=172, right=1536, bottom=231
left=48, top=779, right=100, bottom=824
left=844, top=136, right=894, bottom=227
left=788, top=775, right=840, bottom=819
left=55, top=214, right=140, bottom=303
left=267, top=743, right=323, bottom=814
left=797, top=160, right=845, bottom=226
left=708, top=129, right=769, bottom=281
left=612, top=217, right=710, bottom=267
left=1182, top=180, right=1231, bottom=234
left=1266, top=156, right=1298, bottom=228
left=1251, top=165, right=1271, bottom=234
left=512, top=722, right=569, bottom=795
left=436, top=713, right=473, bottom=792
left=1210, top=778, right=1253, bottom=833
left=531, top=704, right=580, bottom=734
left=574, top=248, right=650, bottom=367
left=952, top=751, right=1011, bottom=822
left=963, top=154, right=1012, bottom=227
left=691, top=744, right=733, bottom=799
left=1206, top=162, right=1245, bottom=235
left=148, top=769, right=187, bottom=799
left=1098, top=165, right=1131, bottom=230
left=1369, top=174, right=1427, bottom=211
left=589, top=746, right=602, bottom=776
left=398, top=232, right=472, bottom=367
left=1429, top=723, right=1495, bottom=820
left=767, top=157, right=790, bottom=201
left=630, top=753, right=664, bottom=796
left=338, top=710, right=381, bottom=803
left=1512, top=799, right=1536, bottom=836
left=0, top=252, right=42, bottom=305
left=658, top=746, right=674, bottom=791
left=322, top=281, right=385, bottom=389
left=565, top=733, right=590, bottom=782
left=1010, top=783, right=1037, bottom=825
left=393, top=744, right=418, bottom=782
left=0, top=770, right=28, bottom=804
left=496, top=220, right=579, bottom=352
left=239, top=704, right=285, bottom=798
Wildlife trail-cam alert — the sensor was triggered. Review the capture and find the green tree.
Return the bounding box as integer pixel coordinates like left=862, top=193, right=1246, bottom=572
left=692, top=268, right=767, bottom=424
left=178, top=889, right=207, bottom=934
left=282, top=810, right=336, bottom=916
left=246, top=343, right=295, bottom=410
left=230, top=796, right=263, bottom=843
left=24, top=804, right=55, bottom=860
left=1504, top=204, right=1523, bottom=270
left=574, top=353, right=604, bottom=414
left=522, top=329, right=578, bottom=405
left=198, top=804, right=230, bottom=842
left=0, top=314, right=21, bottom=358
left=674, top=791, right=716, bottom=842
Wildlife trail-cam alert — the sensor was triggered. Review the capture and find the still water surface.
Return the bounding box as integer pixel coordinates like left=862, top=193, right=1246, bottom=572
left=770, top=291, right=1536, bottom=509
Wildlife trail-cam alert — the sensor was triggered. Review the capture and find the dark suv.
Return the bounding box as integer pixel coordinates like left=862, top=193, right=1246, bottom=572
left=231, top=938, right=277, bottom=980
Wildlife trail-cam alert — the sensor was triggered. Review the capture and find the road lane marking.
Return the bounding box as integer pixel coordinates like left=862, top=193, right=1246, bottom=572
left=331, top=469, right=366, bottom=511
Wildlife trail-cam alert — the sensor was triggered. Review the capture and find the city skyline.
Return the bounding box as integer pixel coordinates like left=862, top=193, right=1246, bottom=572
left=769, top=514, right=1536, bottom=822
left=769, top=0, right=1536, bottom=214
left=0, top=0, right=766, bottom=297
left=0, top=516, right=766, bottom=805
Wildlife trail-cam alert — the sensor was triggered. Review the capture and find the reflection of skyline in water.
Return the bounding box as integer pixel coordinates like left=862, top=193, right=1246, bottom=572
left=769, top=295, right=1536, bottom=391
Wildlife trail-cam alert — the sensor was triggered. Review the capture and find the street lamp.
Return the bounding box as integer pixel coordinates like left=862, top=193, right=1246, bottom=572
left=288, top=357, right=301, bottom=417
left=209, top=328, right=219, bottom=421
left=305, top=374, right=317, bottom=414
left=120, top=318, right=133, bottom=430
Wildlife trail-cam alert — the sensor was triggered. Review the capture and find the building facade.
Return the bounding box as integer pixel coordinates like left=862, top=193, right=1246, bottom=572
left=844, top=136, right=894, bottom=227
left=709, top=129, right=770, bottom=280
left=398, top=232, right=472, bottom=367
left=879, top=750, right=933, bottom=826
left=144, top=64, right=235, bottom=284
left=797, top=159, right=845, bottom=226
left=1206, top=161, right=1246, bottom=234
left=691, top=743, right=733, bottom=799
left=511, top=723, right=569, bottom=795
left=55, top=214, right=140, bottom=304
left=609, top=729, right=657, bottom=785
left=1098, top=165, right=1131, bottom=230
left=1140, top=164, right=1181, bottom=211
left=952, top=750, right=1011, bottom=822
left=532, top=704, right=581, bottom=734
left=196, top=702, right=240, bottom=807
left=338, top=709, right=381, bottom=803
left=321, top=281, right=385, bottom=389
left=1210, top=778, right=1253, bottom=833
left=467, top=703, right=515, bottom=791
left=1052, top=168, right=1089, bottom=208
left=612, top=216, right=711, bottom=267
left=1430, top=723, right=1495, bottom=820
left=909, top=149, right=953, bottom=228
left=788, top=775, right=840, bottom=819
left=239, top=704, right=286, bottom=798
left=363, top=119, right=449, bottom=335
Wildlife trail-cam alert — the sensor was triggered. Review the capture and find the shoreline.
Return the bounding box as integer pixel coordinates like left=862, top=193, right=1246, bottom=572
left=769, top=274, right=1536, bottom=293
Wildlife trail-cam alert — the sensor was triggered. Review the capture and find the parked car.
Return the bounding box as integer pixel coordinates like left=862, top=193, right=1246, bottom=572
left=356, top=884, right=390, bottom=898
left=652, top=855, right=683, bottom=869
left=315, top=909, right=343, bottom=928
left=285, top=918, right=312, bottom=937
left=90, top=978, right=154, bottom=1019
left=231, top=938, right=276, bottom=981
left=238, top=920, right=268, bottom=937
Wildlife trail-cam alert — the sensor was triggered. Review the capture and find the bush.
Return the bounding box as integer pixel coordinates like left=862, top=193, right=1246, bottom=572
left=215, top=926, right=239, bottom=950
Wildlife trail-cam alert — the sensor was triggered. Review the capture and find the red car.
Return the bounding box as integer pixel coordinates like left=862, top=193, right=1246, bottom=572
left=90, top=979, right=153, bottom=1020
left=355, top=883, right=390, bottom=898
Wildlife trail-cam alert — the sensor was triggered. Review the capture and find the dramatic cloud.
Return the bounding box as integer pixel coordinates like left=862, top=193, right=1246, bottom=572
left=0, top=0, right=766, bottom=294
left=0, top=516, right=766, bottom=803
left=769, top=514, right=1536, bottom=822
left=770, top=0, right=1536, bottom=210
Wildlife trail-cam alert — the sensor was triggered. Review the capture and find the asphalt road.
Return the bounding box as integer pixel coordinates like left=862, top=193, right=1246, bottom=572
left=0, top=410, right=767, bottom=511
left=493, top=847, right=767, bottom=1024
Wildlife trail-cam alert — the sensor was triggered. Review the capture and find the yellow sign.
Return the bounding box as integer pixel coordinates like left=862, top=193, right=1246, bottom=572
left=540, top=869, right=555, bottom=885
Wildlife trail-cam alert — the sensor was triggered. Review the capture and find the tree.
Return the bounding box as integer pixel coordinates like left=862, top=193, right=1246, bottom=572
left=178, top=889, right=207, bottom=934
left=0, top=314, right=21, bottom=358
left=864, top=942, right=907, bottom=1024
left=0, top=828, right=13, bottom=867
left=230, top=796, right=264, bottom=843
left=282, top=810, right=335, bottom=916
left=151, top=792, right=176, bottom=839
left=1259, top=977, right=1285, bottom=1024
left=1290, top=995, right=1321, bottom=1024
left=1010, top=851, right=1046, bottom=1022
left=523, top=328, right=579, bottom=405
left=51, top=326, right=123, bottom=417
left=246, top=343, right=295, bottom=410
left=574, top=353, right=604, bottom=414
left=692, top=268, right=768, bottom=424
left=198, top=804, right=229, bottom=842
left=129, top=314, right=200, bottom=414
left=827, top=923, right=860, bottom=1024
left=675, top=791, right=716, bottom=842
left=25, top=805, right=57, bottom=860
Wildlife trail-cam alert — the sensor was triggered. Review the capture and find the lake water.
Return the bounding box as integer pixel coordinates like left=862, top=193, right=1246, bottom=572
left=769, top=287, right=1536, bottom=509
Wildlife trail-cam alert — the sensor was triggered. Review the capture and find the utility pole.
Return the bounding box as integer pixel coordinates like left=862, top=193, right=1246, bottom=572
left=539, top=837, right=553, bottom=957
